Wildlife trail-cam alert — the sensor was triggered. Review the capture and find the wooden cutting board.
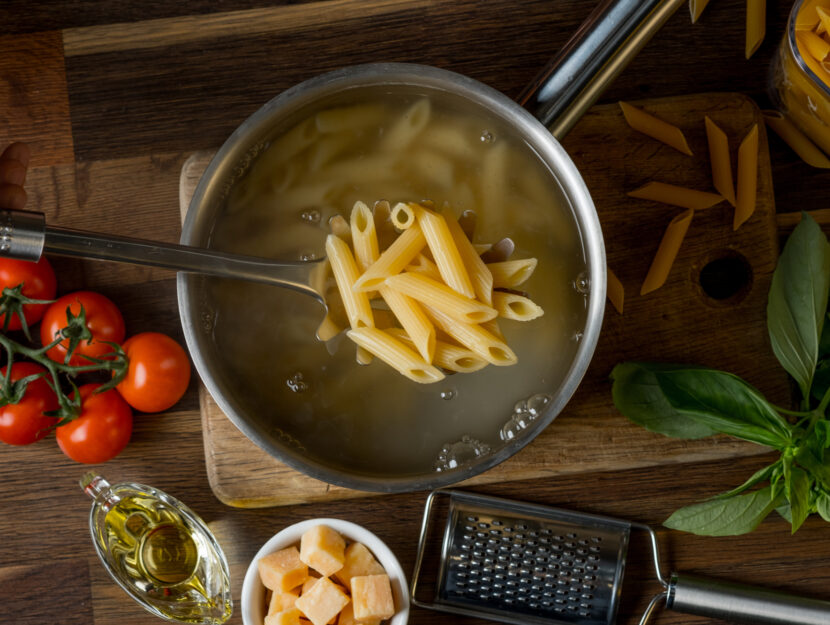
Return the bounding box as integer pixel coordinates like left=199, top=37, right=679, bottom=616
left=180, top=92, right=785, bottom=508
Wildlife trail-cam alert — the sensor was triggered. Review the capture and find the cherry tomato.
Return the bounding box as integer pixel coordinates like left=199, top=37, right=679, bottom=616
left=40, top=291, right=125, bottom=365
left=0, top=257, right=57, bottom=330
left=117, top=332, right=191, bottom=412
left=0, top=362, right=59, bottom=445
left=56, top=383, right=132, bottom=464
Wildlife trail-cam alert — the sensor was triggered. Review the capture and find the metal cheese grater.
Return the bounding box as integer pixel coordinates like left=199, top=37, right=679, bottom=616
left=411, top=490, right=830, bottom=625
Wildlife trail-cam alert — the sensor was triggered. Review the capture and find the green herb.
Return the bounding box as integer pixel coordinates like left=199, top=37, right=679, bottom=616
left=611, top=212, right=830, bottom=535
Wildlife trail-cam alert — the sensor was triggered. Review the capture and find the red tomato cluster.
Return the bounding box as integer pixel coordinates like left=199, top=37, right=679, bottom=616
left=0, top=258, right=191, bottom=463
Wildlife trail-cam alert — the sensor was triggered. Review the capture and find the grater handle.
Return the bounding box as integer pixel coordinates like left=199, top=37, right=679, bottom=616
left=667, top=573, right=830, bottom=625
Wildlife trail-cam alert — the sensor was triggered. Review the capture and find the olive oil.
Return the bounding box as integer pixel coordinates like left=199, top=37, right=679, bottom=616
left=82, top=473, right=232, bottom=624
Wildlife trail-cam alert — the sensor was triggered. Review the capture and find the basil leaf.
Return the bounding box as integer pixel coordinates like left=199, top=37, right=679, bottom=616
left=776, top=501, right=793, bottom=523
left=812, top=359, right=830, bottom=403
left=767, top=212, right=830, bottom=400
left=611, top=363, right=717, bottom=439
left=814, top=419, right=830, bottom=449
left=653, top=368, right=792, bottom=448
left=785, top=465, right=812, bottom=533
left=795, top=445, right=830, bottom=491
left=709, top=461, right=778, bottom=500
left=664, top=487, right=782, bottom=536
left=817, top=492, right=830, bottom=523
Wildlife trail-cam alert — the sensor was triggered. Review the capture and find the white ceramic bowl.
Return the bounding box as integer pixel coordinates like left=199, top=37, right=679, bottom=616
left=241, top=518, right=410, bottom=625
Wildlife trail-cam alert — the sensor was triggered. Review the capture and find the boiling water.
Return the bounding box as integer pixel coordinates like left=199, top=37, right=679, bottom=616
left=207, top=87, right=588, bottom=477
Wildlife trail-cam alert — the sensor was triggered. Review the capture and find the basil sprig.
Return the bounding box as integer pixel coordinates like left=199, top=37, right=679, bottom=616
left=612, top=213, right=830, bottom=535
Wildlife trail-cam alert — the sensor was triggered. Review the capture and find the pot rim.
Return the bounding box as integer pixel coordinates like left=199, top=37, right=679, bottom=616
left=178, top=62, right=606, bottom=493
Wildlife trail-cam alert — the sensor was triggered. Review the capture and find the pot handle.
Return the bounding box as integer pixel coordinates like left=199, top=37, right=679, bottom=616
left=518, top=0, right=686, bottom=140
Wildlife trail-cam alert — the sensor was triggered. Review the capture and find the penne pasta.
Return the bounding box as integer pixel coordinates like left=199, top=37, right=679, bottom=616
left=407, top=149, right=455, bottom=190
left=704, top=116, right=737, bottom=206
left=458, top=209, right=476, bottom=240
left=425, top=306, right=517, bottom=366
left=386, top=327, right=488, bottom=373
left=444, top=211, right=494, bottom=305
left=414, top=204, right=476, bottom=298
left=378, top=284, right=436, bottom=362
left=492, top=291, right=544, bottom=321
left=308, top=132, right=355, bottom=171
left=384, top=272, right=497, bottom=324
left=763, top=109, right=830, bottom=168
left=356, top=345, right=374, bottom=365
left=379, top=98, right=431, bottom=152
left=350, top=201, right=380, bottom=272
left=689, top=0, right=711, bottom=23
left=390, top=202, right=416, bottom=230
left=745, top=0, right=766, bottom=59
left=326, top=234, right=374, bottom=329
left=405, top=253, right=442, bottom=281
left=346, top=327, right=444, bottom=384
left=640, top=209, right=694, bottom=295
left=607, top=266, right=624, bottom=315
left=487, top=258, right=538, bottom=288
left=619, top=101, right=693, bottom=155
left=315, top=312, right=342, bottom=342
left=480, top=318, right=505, bottom=341
left=480, top=140, right=509, bottom=218
left=315, top=104, right=385, bottom=133
left=628, top=181, right=724, bottom=210
left=329, top=214, right=352, bottom=245
left=257, top=117, right=318, bottom=169
left=352, top=223, right=426, bottom=291
left=796, top=0, right=823, bottom=30
left=800, top=29, right=830, bottom=63
left=817, top=7, right=830, bottom=35
left=734, top=124, right=759, bottom=230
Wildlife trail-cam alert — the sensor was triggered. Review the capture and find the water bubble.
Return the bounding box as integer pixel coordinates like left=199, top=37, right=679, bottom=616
left=286, top=372, right=309, bottom=393
left=300, top=208, right=321, bottom=223
left=440, top=389, right=457, bottom=401
left=299, top=251, right=318, bottom=262
left=480, top=130, right=495, bottom=144
left=573, top=272, right=590, bottom=294
left=434, top=435, right=491, bottom=472
left=527, top=394, right=552, bottom=417
left=571, top=331, right=584, bottom=342
left=500, top=419, right=523, bottom=442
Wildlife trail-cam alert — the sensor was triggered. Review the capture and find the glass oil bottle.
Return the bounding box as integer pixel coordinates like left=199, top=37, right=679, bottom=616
left=81, top=473, right=232, bottom=624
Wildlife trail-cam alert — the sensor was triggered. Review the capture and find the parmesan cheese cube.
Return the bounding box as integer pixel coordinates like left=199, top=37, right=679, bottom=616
left=259, top=547, right=309, bottom=592
left=268, top=589, right=300, bottom=616
left=301, top=576, right=319, bottom=596
left=337, top=603, right=380, bottom=625
left=333, top=542, right=386, bottom=591
left=265, top=607, right=304, bottom=625
left=351, top=575, right=395, bottom=621
left=294, top=577, right=350, bottom=625
left=300, top=525, right=346, bottom=577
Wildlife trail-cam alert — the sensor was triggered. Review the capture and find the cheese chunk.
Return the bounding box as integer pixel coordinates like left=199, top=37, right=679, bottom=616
left=265, top=607, right=304, bottom=625
left=301, top=576, right=320, bottom=596
left=300, top=525, right=346, bottom=577
left=351, top=575, right=395, bottom=621
left=337, top=603, right=380, bottom=625
left=268, top=589, right=300, bottom=616
left=294, top=576, right=350, bottom=625
left=259, top=547, right=309, bottom=592
left=333, top=542, right=386, bottom=592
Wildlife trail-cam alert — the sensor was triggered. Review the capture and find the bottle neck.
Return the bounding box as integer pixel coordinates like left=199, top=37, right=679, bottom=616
left=81, top=473, right=111, bottom=500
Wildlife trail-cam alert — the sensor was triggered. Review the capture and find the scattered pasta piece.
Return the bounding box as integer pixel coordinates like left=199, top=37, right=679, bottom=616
left=704, top=116, right=737, bottom=206
left=619, top=101, right=693, bottom=155
left=607, top=267, right=624, bottom=315
left=734, top=124, right=759, bottom=231
left=627, top=181, right=723, bottom=210
left=763, top=110, right=830, bottom=168
left=640, top=209, right=694, bottom=296
left=745, top=0, right=766, bottom=59
left=689, top=0, right=711, bottom=24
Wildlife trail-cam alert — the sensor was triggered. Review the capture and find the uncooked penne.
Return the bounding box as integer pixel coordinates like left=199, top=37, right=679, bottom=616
left=628, top=181, right=724, bottom=210
left=445, top=211, right=494, bottom=305
left=390, top=202, right=416, bottom=230
left=384, top=272, right=497, bottom=324
left=425, top=306, right=517, bottom=366
left=640, top=209, right=694, bottom=296
left=734, top=124, right=759, bottom=230
left=315, top=104, right=385, bottom=133
left=487, top=258, right=538, bottom=288
left=745, top=0, right=766, bottom=59
left=353, top=223, right=426, bottom=291
left=378, top=284, right=435, bottom=362
left=492, top=291, right=544, bottom=321
left=346, top=327, right=444, bottom=384
left=619, top=102, right=693, bottom=155
left=817, top=6, right=830, bottom=35
left=607, top=266, right=624, bottom=315
left=414, top=204, right=476, bottom=298
left=763, top=110, right=830, bottom=168
left=704, top=116, right=737, bottom=206
left=326, top=234, right=374, bottom=329
left=689, top=0, right=711, bottom=23
left=797, top=0, right=823, bottom=30
left=800, top=29, right=830, bottom=63
left=386, top=327, right=488, bottom=373
left=350, top=201, right=380, bottom=272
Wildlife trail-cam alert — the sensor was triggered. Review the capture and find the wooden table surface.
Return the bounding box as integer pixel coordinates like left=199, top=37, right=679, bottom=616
left=2, top=1, right=830, bottom=624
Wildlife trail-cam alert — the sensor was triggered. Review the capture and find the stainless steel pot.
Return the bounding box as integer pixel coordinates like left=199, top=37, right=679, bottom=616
left=178, top=0, right=685, bottom=492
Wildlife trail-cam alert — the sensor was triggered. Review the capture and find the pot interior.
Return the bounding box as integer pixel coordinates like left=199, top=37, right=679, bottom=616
left=179, top=64, right=604, bottom=492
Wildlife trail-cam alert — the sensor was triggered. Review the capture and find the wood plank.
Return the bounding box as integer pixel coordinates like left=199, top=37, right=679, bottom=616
left=180, top=92, right=786, bottom=507
left=0, top=31, right=74, bottom=167
left=0, top=561, right=93, bottom=625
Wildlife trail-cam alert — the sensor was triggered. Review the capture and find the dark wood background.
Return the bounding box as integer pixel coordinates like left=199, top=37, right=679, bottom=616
left=1, top=1, right=829, bottom=624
